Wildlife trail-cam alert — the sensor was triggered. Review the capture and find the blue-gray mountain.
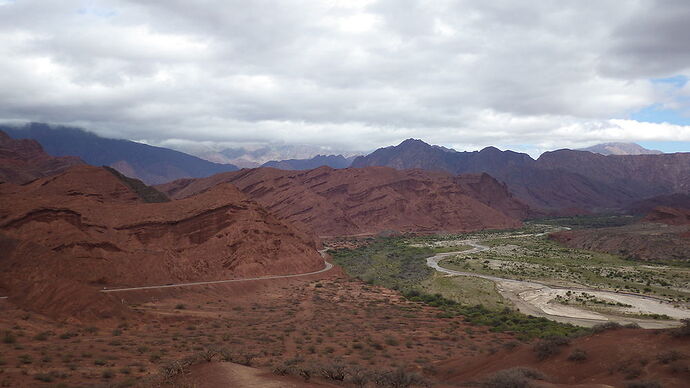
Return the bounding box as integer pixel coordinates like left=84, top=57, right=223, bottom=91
left=261, top=154, right=353, bottom=170
left=2, top=123, right=238, bottom=185
left=351, top=139, right=690, bottom=214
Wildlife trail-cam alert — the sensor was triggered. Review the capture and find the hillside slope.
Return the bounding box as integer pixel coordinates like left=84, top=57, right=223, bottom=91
left=550, top=207, right=690, bottom=262
left=157, top=166, right=528, bottom=236
left=0, top=165, right=323, bottom=318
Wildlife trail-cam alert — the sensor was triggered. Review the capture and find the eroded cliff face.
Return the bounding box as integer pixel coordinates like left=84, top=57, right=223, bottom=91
left=0, top=165, right=324, bottom=318
left=158, top=166, right=528, bottom=237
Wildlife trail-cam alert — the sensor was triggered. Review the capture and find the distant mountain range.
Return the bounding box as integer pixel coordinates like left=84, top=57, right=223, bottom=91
left=261, top=154, right=353, bottom=170
left=176, top=143, right=361, bottom=168
left=577, top=142, right=663, bottom=155
left=5, top=123, right=690, bottom=216
left=352, top=139, right=690, bottom=214
left=2, top=123, right=238, bottom=185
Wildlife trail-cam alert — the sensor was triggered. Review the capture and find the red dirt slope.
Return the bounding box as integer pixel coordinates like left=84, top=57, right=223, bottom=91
left=0, top=129, right=83, bottom=184
left=157, top=166, right=529, bottom=237
left=437, top=328, right=690, bottom=388
left=0, top=165, right=323, bottom=318
left=644, top=206, right=690, bottom=226
left=551, top=205, right=690, bottom=262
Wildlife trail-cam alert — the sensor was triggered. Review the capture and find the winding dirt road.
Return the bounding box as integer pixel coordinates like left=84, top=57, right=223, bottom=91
left=0, top=255, right=333, bottom=299
left=426, top=240, right=689, bottom=329
left=100, top=260, right=334, bottom=293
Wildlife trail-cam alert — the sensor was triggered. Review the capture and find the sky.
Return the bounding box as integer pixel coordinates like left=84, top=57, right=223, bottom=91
left=1, top=0, right=690, bottom=156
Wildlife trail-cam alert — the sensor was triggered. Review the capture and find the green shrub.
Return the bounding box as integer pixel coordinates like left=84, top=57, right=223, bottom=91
left=533, top=336, right=570, bottom=360
left=567, top=349, right=588, bottom=362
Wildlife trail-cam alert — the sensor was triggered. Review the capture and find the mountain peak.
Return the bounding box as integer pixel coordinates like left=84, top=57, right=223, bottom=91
left=398, top=138, right=431, bottom=148
left=577, top=142, right=663, bottom=156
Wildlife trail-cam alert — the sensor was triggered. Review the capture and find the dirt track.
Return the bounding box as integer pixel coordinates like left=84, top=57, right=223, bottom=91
left=426, top=240, right=690, bottom=329
left=100, top=261, right=334, bottom=293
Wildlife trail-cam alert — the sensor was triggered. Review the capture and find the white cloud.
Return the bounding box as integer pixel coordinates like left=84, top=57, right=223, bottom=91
left=0, top=0, right=688, bottom=153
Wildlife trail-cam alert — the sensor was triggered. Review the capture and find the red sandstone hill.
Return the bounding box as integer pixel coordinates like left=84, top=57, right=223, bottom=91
left=0, top=165, right=323, bottom=318
left=156, top=166, right=529, bottom=237
left=0, top=129, right=83, bottom=184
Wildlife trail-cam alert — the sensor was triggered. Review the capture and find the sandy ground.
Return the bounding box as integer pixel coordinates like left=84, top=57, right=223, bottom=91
left=427, top=239, right=690, bottom=328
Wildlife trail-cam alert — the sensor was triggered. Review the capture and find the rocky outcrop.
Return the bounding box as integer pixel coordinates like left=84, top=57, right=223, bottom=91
left=157, top=166, right=528, bottom=236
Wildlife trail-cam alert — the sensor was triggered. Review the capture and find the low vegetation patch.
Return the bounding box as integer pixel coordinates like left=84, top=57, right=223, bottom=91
left=532, top=336, right=570, bottom=360
left=405, top=291, right=587, bottom=340
left=482, top=367, right=546, bottom=388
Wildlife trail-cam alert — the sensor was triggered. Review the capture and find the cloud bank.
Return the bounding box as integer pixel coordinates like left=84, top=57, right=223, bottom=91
left=1, top=0, right=689, bottom=154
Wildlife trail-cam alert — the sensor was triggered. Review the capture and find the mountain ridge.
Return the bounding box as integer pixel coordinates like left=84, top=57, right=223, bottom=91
left=156, top=165, right=529, bottom=237
left=352, top=138, right=690, bottom=213
left=2, top=123, right=239, bottom=185
left=577, top=142, right=663, bottom=155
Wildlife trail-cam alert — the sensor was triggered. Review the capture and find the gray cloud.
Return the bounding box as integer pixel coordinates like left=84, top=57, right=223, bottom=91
left=0, top=0, right=689, bottom=154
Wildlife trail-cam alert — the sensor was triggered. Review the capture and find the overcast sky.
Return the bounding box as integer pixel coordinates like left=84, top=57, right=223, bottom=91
left=1, top=0, right=690, bottom=155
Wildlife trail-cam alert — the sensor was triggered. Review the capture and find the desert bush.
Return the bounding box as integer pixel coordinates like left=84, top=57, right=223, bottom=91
left=347, top=366, right=370, bottom=388
left=532, top=336, right=570, bottom=360
left=272, top=363, right=294, bottom=376
left=161, top=360, right=189, bottom=381
left=591, top=322, right=622, bottom=333
left=623, top=323, right=641, bottom=329
left=656, top=350, right=684, bottom=364
left=625, top=381, right=662, bottom=388
left=372, top=367, right=429, bottom=387
left=200, top=348, right=218, bottom=362
left=482, top=367, right=545, bottom=388
left=671, top=319, right=690, bottom=337
left=18, top=354, right=32, bottom=364
left=33, top=331, right=51, bottom=341
left=33, top=373, right=54, bottom=382
left=221, top=350, right=256, bottom=366
left=175, top=304, right=186, bottom=310
left=2, top=331, right=16, bottom=344
left=567, top=349, right=588, bottom=362
left=316, top=361, right=347, bottom=381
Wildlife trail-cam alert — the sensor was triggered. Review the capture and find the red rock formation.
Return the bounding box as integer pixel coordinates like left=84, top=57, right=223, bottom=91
left=157, top=166, right=528, bottom=237
left=0, top=130, right=83, bottom=184
left=643, top=206, right=690, bottom=226
left=0, top=166, right=323, bottom=294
